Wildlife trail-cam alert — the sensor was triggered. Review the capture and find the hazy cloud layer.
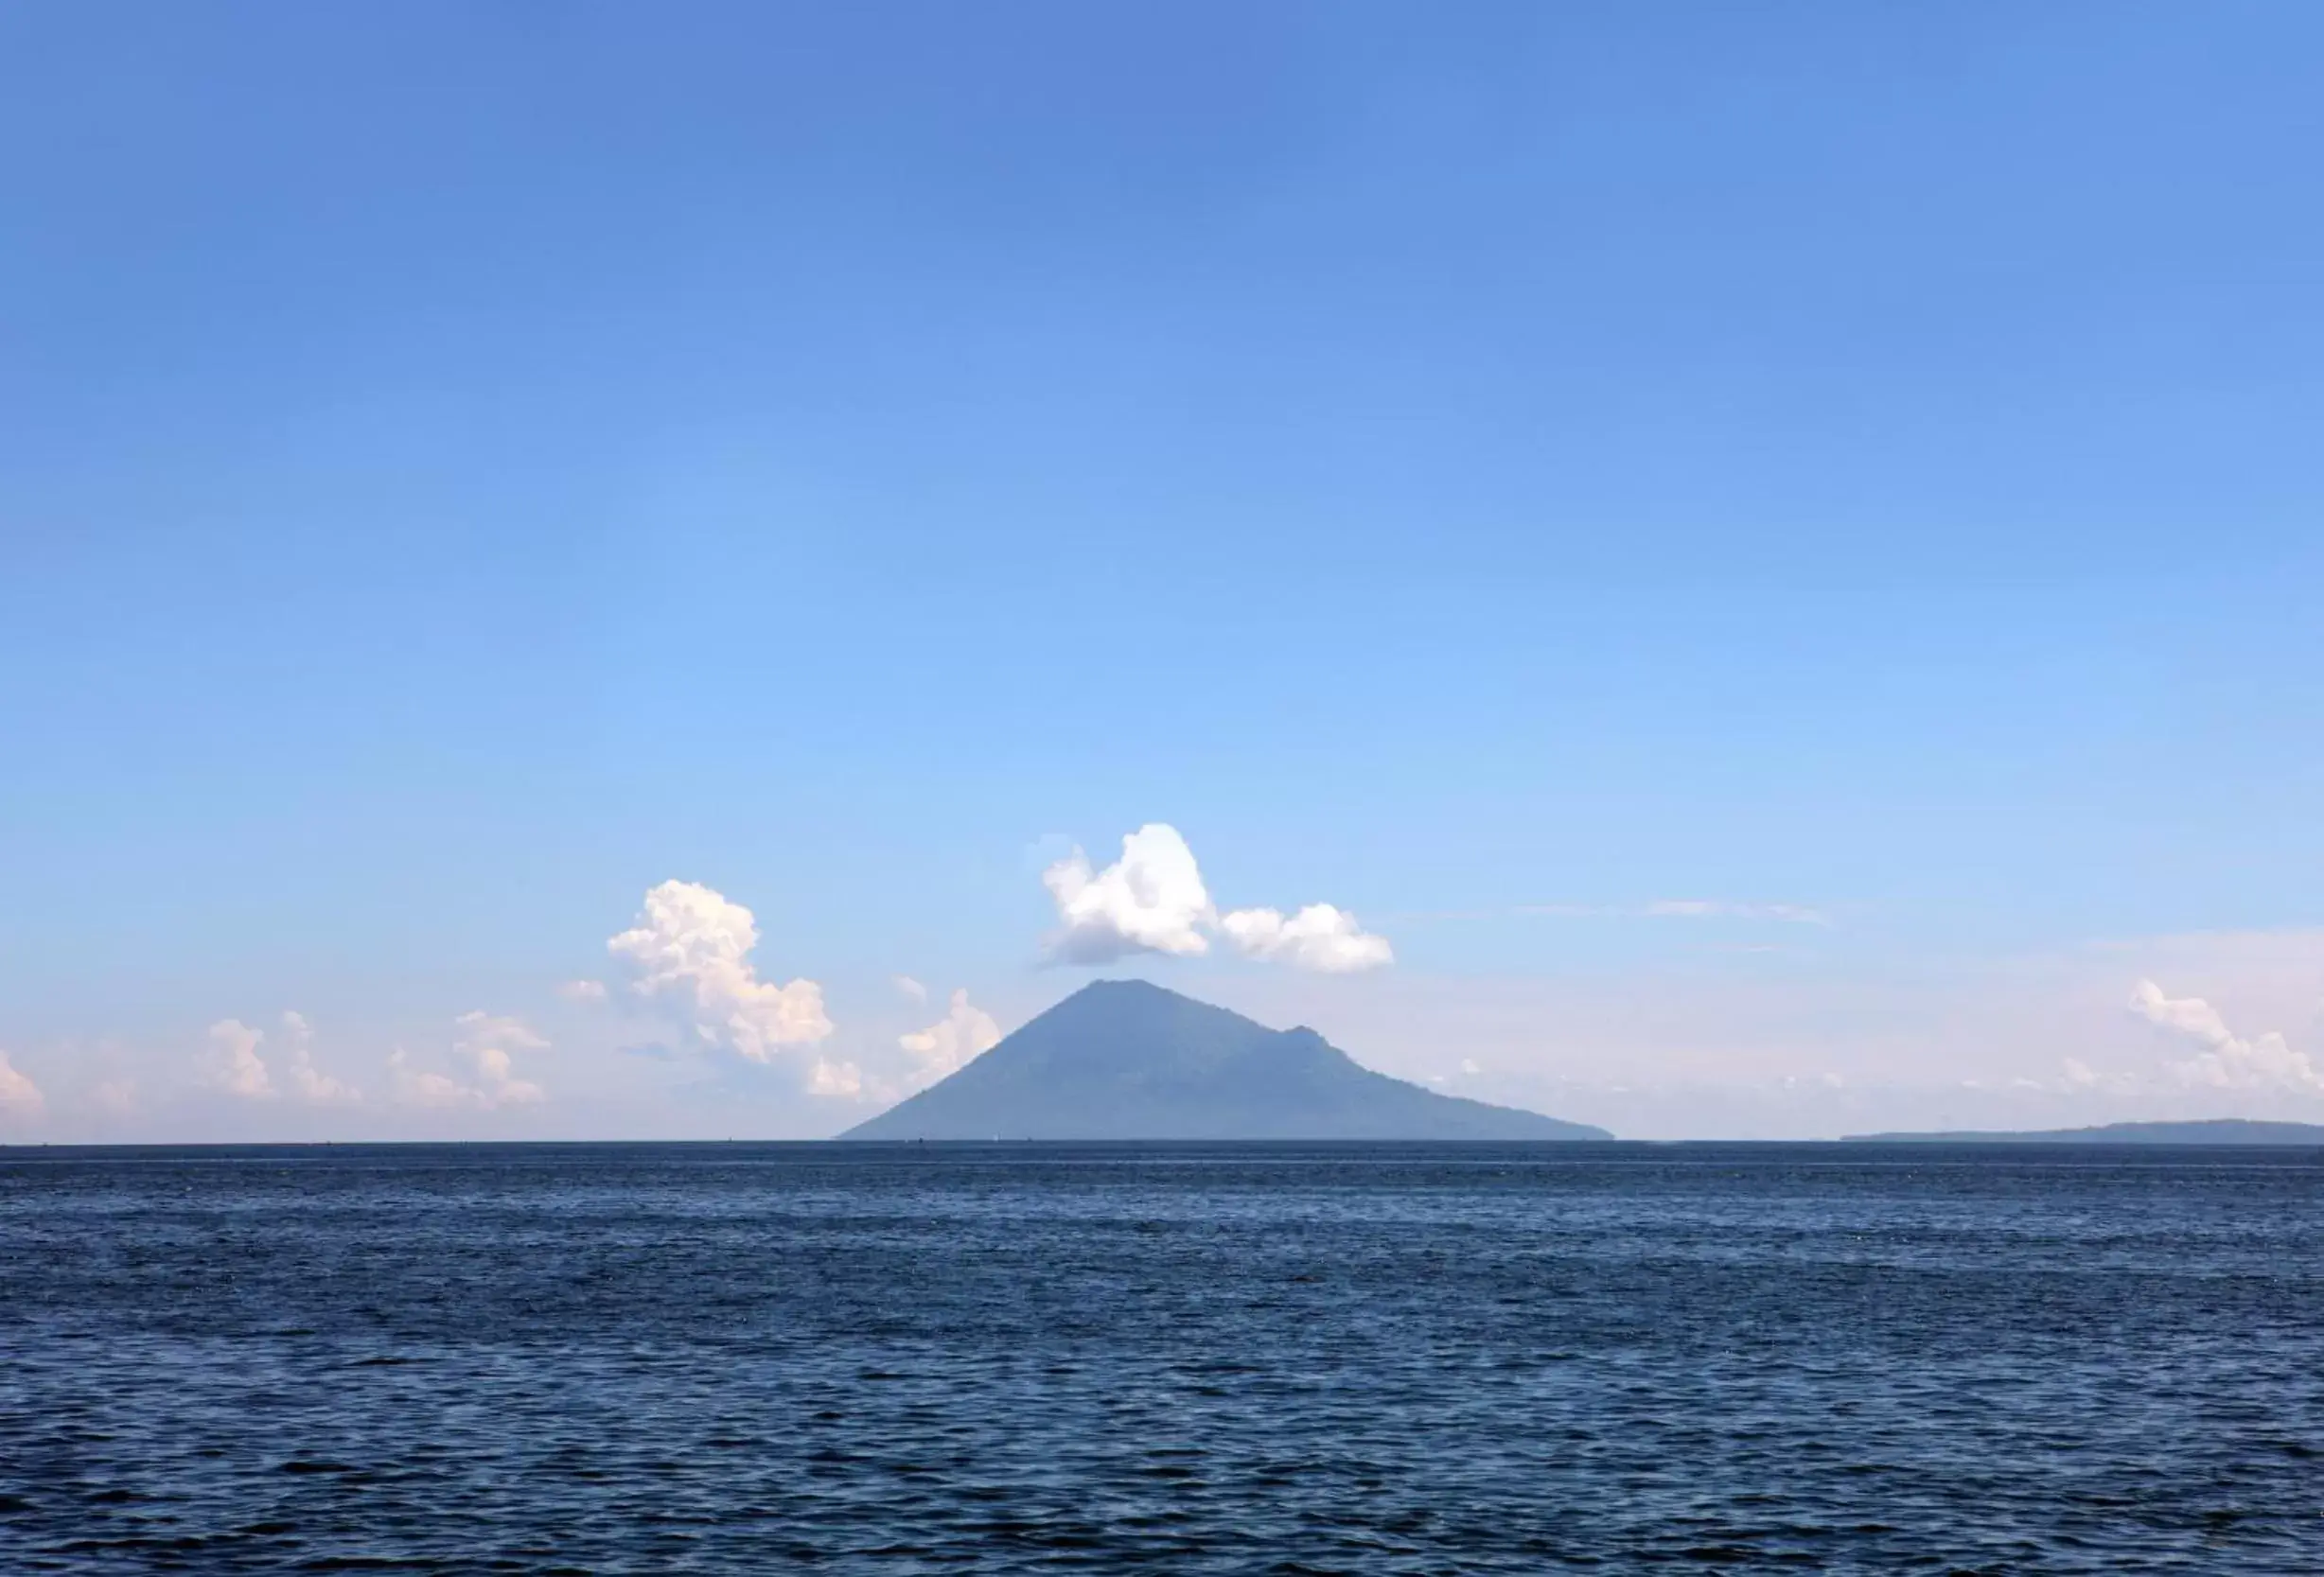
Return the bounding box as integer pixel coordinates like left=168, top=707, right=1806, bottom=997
left=201, top=1014, right=363, bottom=1104
left=1440, top=901, right=1833, bottom=924
left=900, top=989, right=1002, bottom=1085
left=0, top=1051, right=44, bottom=1118
left=279, top=1011, right=361, bottom=1105
left=1042, top=824, right=1391, bottom=972
left=202, top=1019, right=273, bottom=1099
left=2128, top=979, right=2321, bottom=1093
left=804, top=1056, right=864, bottom=1097
left=1639, top=900, right=1829, bottom=925
left=388, top=1050, right=476, bottom=1109
left=389, top=1012, right=548, bottom=1109
left=453, top=1012, right=549, bottom=1105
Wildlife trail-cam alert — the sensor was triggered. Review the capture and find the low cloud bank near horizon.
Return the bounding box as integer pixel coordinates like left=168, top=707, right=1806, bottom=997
left=0, top=1050, right=44, bottom=1118
left=1180, top=934, right=2324, bottom=1138
left=6, top=904, right=2322, bottom=1142
left=278, top=1011, right=361, bottom=1105
left=2128, top=979, right=2322, bottom=1094
left=200, top=1019, right=273, bottom=1099
left=1041, top=823, right=1393, bottom=973
left=187, top=1010, right=545, bottom=1112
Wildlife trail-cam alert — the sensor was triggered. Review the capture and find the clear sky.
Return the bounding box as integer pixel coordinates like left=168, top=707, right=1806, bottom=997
left=5, top=2, right=2321, bottom=1140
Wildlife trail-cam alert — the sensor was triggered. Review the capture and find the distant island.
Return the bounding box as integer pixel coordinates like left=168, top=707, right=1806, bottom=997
left=842, top=978, right=1611, bottom=1140
left=1846, top=1118, right=2324, bottom=1145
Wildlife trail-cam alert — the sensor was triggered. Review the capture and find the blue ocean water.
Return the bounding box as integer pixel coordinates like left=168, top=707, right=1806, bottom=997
left=3, top=1142, right=2319, bottom=1573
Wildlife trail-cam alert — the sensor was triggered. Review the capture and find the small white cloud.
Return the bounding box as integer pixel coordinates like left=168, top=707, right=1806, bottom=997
left=608, top=881, right=834, bottom=1065
left=2129, top=979, right=2322, bottom=1093
left=1219, top=903, right=1393, bottom=973
left=899, top=989, right=1002, bottom=1085
left=1460, top=1058, right=1482, bottom=1076
left=2061, top=1057, right=2101, bottom=1091
left=557, top=979, right=608, bottom=1003
left=278, top=1011, right=361, bottom=1105
left=90, top=1076, right=137, bottom=1114
left=202, top=1019, right=274, bottom=1099
left=0, top=1051, right=44, bottom=1118
left=892, top=974, right=927, bottom=1004
left=1042, top=824, right=1213, bottom=963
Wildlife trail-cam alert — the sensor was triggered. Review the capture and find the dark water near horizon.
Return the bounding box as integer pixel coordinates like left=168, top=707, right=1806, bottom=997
left=3, top=1143, right=2320, bottom=1574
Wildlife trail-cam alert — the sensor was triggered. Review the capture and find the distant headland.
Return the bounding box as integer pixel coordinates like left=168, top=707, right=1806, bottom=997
left=842, top=978, right=1611, bottom=1141
left=1845, top=1118, right=2324, bottom=1145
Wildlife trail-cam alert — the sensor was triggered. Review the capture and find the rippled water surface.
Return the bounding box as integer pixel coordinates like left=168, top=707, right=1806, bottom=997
left=4, top=1142, right=2321, bottom=1573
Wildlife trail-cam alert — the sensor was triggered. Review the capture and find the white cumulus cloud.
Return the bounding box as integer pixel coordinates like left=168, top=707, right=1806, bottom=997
left=2128, top=979, right=2322, bottom=1093
left=606, top=880, right=858, bottom=1096
left=1042, top=824, right=1213, bottom=963
left=0, top=1051, right=44, bottom=1118
left=1041, top=823, right=1394, bottom=973
left=557, top=979, right=608, bottom=1003
left=202, top=1019, right=274, bottom=1099
left=1219, top=902, right=1394, bottom=973
left=609, top=880, right=834, bottom=1057
left=900, top=989, right=1002, bottom=1084
left=892, top=974, right=927, bottom=1004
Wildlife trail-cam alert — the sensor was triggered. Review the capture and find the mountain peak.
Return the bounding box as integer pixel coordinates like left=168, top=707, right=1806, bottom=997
left=842, top=982, right=1610, bottom=1141
left=1061, top=976, right=1186, bottom=1004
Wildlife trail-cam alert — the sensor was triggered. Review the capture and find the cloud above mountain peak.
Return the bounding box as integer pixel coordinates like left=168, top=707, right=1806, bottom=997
left=1042, top=824, right=1215, bottom=963
left=1040, top=824, right=1392, bottom=973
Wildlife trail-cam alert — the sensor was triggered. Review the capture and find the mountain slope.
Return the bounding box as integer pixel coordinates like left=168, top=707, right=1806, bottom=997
left=841, top=978, right=1610, bottom=1140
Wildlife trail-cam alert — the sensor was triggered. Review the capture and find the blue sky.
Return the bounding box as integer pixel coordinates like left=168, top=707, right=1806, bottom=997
left=5, top=2, right=2321, bottom=1138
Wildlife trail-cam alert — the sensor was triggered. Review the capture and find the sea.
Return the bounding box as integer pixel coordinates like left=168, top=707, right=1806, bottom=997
left=3, top=1142, right=2319, bottom=1573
